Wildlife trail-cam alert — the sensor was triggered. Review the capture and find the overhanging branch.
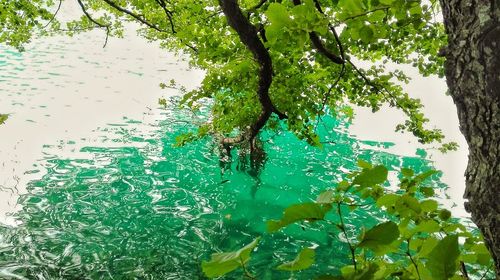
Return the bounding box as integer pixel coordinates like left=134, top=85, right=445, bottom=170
left=292, top=0, right=344, bottom=65
left=102, top=0, right=165, bottom=32
left=218, top=0, right=286, bottom=146
left=101, top=0, right=198, bottom=53
left=76, top=0, right=110, bottom=47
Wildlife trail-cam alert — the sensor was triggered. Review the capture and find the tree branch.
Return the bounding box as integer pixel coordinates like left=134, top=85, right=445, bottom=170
left=101, top=0, right=198, bottom=53
left=292, top=0, right=344, bottom=65
left=406, top=239, right=422, bottom=280
left=154, top=0, right=176, bottom=33
left=76, top=0, right=110, bottom=47
left=247, top=0, right=268, bottom=12
left=333, top=7, right=390, bottom=26
left=337, top=202, right=357, bottom=271
left=309, top=32, right=345, bottom=64
left=218, top=0, right=286, bottom=147
left=311, top=0, right=345, bottom=60
left=43, top=0, right=62, bottom=29
left=102, top=0, right=165, bottom=32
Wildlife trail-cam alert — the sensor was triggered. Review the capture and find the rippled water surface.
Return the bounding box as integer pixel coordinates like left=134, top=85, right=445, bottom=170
left=0, top=37, right=445, bottom=279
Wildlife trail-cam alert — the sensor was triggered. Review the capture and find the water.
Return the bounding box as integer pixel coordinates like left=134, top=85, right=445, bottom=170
left=0, top=19, right=457, bottom=279
left=0, top=95, right=447, bottom=279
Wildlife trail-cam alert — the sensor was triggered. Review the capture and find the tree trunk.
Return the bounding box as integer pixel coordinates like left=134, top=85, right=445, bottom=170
left=439, top=0, right=500, bottom=276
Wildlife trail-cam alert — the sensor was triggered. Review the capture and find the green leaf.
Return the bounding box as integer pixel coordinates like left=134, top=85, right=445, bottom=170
left=378, top=0, right=394, bottom=5
left=417, top=236, right=438, bottom=257
left=266, top=3, right=291, bottom=26
left=339, top=0, right=364, bottom=15
left=265, top=3, right=292, bottom=44
left=357, top=159, right=372, bottom=169
left=202, top=237, right=260, bottom=278
left=420, top=187, right=435, bottom=197
left=267, top=203, right=331, bottom=232
left=353, top=165, right=388, bottom=187
left=359, top=25, right=375, bottom=43
left=415, top=219, right=440, bottom=233
left=395, top=195, right=422, bottom=216
left=401, top=168, right=414, bottom=178
left=470, top=243, right=493, bottom=266
left=358, top=221, right=399, bottom=253
left=376, top=194, right=400, bottom=208
left=276, top=247, right=315, bottom=271
left=426, top=235, right=460, bottom=279
left=438, top=209, right=451, bottom=221
left=420, top=199, right=438, bottom=212
left=414, top=170, right=438, bottom=183
left=316, top=189, right=335, bottom=204
left=0, top=114, right=9, bottom=125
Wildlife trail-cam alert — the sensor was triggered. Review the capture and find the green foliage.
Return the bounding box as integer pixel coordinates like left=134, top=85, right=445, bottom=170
left=426, top=235, right=460, bottom=279
left=0, top=113, right=8, bottom=125
left=201, top=237, right=260, bottom=278
left=202, top=162, right=494, bottom=279
left=267, top=202, right=331, bottom=232
left=358, top=221, right=399, bottom=254
left=0, top=0, right=55, bottom=50
left=276, top=247, right=316, bottom=271
left=353, top=165, right=388, bottom=187
left=2, top=2, right=492, bottom=278
left=0, top=0, right=456, bottom=149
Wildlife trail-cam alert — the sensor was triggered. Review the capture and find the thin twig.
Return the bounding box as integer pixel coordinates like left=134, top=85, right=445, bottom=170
left=102, top=0, right=165, bottom=32
left=101, top=0, right=198, bottom=52
left=460, top=261, right=470, bottom=280
left=43, top=0, right=63, bottom=28
left=479, top=263, right=493, bottom=280
left=333, top=7, right=390, bottom=26
left=311, top=0, right=345, bottom=60
left=337, top=202, right=357, bottom=271
left=406, top=239, right=421, bottom=280
left=154, top=0, right=176, bottom=33
left=76, top=0, right=111, bottom=47
left=314, top=64, right=345, bottom=132
left=247, top=0, right=268, bottom=12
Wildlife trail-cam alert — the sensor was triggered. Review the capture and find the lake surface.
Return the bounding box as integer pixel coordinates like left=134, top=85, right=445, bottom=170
left=0, top=21, right=467, bottom=279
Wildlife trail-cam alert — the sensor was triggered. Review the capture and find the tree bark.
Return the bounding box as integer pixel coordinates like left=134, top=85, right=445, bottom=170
left=218, top=0, right=286, bottom=149
left=439, top=0, right=500, bottom=276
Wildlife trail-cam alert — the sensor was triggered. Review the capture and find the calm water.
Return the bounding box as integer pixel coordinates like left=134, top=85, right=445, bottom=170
left=1, top=36, right=446, bottom=279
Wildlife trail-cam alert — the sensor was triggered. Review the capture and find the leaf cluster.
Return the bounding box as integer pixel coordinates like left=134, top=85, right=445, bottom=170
left=202, top=160, right=494, bottom=279
left=1, top=0, right=457, bottom=151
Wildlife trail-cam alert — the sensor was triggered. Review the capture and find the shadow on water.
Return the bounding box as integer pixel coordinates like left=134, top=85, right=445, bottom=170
left=0, top=102, right=445, bottom=279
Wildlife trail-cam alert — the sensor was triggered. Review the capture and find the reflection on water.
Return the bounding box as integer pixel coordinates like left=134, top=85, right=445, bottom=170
left=0, top=30, right=204, bottom=225
left=0, top=20, right=450, bottom=279
left=0, top=101, right=444, bottom=278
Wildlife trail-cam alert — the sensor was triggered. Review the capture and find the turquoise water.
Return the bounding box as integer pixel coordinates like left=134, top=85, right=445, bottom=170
left=0, top=40, right=447, bottom=279
left=0, top=100, right=444, bottom=279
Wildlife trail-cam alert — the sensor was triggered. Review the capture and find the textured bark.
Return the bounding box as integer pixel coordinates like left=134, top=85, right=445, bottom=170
left=439, top=0, right=500, bottom=276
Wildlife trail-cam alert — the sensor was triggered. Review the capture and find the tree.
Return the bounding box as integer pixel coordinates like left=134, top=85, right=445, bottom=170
left=0, top=0, right=498, bottom=275
left=439, top=0, right=500, bottom=275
